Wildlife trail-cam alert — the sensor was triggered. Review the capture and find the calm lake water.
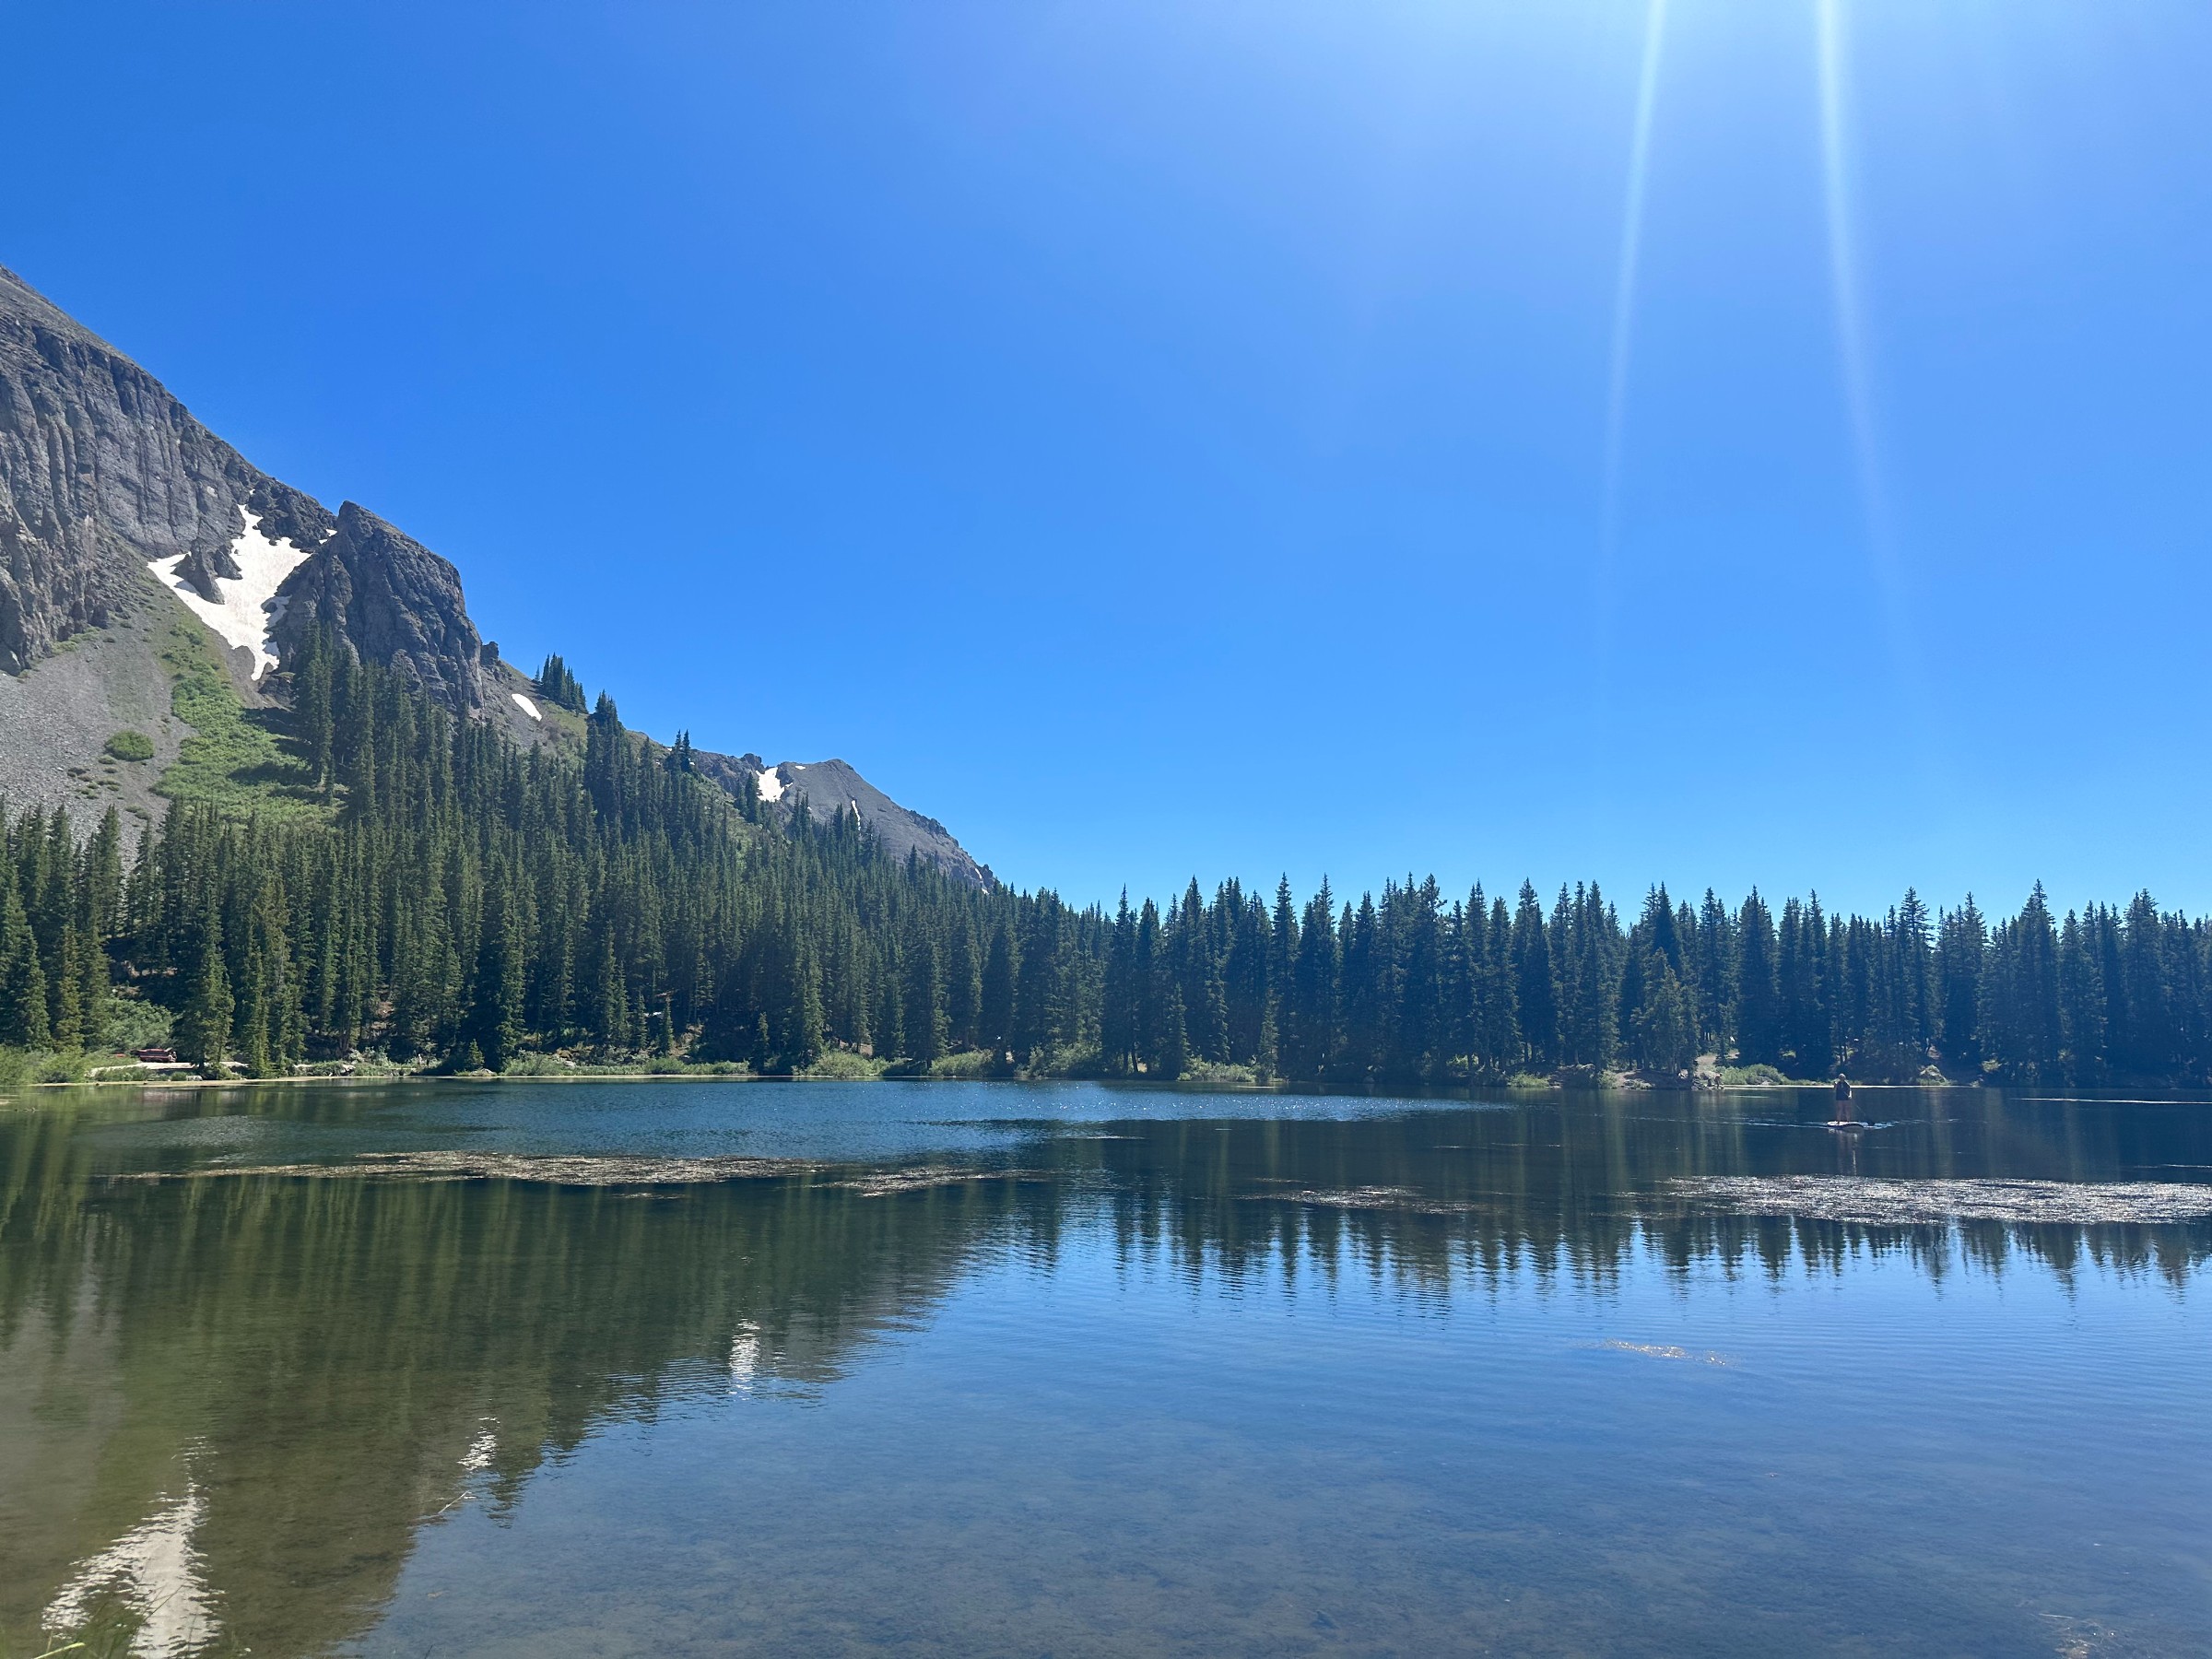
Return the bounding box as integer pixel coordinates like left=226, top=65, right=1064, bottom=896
left=2, top=1079, right=2207, bottom=1656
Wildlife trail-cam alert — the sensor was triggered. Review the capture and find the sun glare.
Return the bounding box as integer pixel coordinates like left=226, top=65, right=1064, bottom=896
left=1817, top=0, right=1912, bottom=681
left=1596, top=0, right=1670, bottom=691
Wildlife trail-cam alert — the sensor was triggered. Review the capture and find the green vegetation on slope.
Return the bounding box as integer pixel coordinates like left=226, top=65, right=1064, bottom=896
left=149, top=599, right=325, bottom=822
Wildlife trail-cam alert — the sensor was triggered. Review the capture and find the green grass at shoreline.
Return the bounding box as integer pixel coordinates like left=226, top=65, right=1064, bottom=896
left=3, top=1048, right=1939, bottom=1095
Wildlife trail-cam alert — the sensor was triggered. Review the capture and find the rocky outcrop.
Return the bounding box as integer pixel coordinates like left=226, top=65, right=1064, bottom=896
left=271, top=502, right=485, bottom=710
left=0, top=264, right=335, bottom=673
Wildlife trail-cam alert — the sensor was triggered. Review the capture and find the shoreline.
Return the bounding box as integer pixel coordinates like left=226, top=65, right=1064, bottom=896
left=6, top=1065, right=1989, bottom=1095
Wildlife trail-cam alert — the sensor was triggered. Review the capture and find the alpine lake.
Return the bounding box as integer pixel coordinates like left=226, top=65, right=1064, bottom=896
left=2, top=1078, right=2206, bottom=1657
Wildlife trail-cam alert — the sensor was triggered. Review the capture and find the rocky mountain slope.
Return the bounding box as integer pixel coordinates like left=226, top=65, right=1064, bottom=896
left=0, top=264, right=987, bottom=883
left=0, top=264, right=474, bottom=699
left=688, top=750, right=989, bottom=887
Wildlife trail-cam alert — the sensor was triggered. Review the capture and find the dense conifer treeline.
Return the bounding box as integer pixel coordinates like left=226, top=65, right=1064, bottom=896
left=4, top=650, right=2210, bottom=1088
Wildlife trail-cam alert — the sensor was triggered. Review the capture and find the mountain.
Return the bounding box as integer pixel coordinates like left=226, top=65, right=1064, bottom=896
left=0, top=264, right=987, bottom=884
left=0, top=265, right=321, bottom=674
left=688, top=750, right=990, bottom=887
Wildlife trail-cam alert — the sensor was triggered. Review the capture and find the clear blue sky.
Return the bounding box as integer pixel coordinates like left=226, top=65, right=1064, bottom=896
left=9, top=2, right=2209, bottom=917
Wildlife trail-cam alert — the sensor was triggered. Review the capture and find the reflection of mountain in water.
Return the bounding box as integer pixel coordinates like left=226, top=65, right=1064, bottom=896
left=2, top=1088, right=2206, bottom=1654
left=0, top=1114, right=1054, bottom=1655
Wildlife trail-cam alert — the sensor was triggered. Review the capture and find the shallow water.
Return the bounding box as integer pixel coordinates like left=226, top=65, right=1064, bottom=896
left=2, top=1079, right=2207, bottom=1656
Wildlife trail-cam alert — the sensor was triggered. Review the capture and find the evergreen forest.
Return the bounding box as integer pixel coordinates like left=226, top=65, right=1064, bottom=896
left=3, top=641, right=2208, bottom=1090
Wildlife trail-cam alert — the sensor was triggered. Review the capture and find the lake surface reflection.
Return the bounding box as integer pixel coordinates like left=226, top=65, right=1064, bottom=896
left=3, top=1080, right=2207, bottom=1656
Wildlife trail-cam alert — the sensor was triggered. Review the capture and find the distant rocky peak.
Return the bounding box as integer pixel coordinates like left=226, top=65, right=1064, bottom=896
left=686, top=747, right=991, bottom=888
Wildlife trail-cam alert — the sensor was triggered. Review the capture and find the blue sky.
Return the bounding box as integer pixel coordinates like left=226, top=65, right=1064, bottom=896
left=9, top=2, right=2209, bottom=916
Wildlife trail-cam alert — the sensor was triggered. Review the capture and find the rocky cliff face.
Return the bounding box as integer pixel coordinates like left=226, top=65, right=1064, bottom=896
left=0, top=265, right=334, bottom=672
left=270, top=501, right=485, bottom=710
left=0, top=264, right=477, bottom=707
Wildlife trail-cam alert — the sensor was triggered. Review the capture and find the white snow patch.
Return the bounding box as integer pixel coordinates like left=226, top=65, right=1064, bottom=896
left=147, top=506, right=314, bottom=680
left=45, top=1485, right=218, bottom=1658
left=511, top=691, right=543, bottom=721
left=755, top=766, right=786, bottom=804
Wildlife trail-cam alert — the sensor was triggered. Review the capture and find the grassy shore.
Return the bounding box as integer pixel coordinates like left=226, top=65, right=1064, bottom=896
left=1, top=1044, right=1896, bottom=1093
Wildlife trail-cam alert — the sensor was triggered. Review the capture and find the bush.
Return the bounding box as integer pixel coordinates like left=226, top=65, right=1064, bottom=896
left=1717, top=1063, right=1792, bottom=1087
left=924, top=1048, right=1000, bottom=1080
left=1177, top=1058, right=1265, bottom=1086
left=0, top=1047, right=90, bottom=1087
left=100, top=994, right=173, bottom=1054
left=37, top=1050, right=89, bottom=1083
left=802, top=1049, right=887, bottom=1080
left=105, top=728, right=155, bottom=761
left=501, top=1052, right=576, bottom=1077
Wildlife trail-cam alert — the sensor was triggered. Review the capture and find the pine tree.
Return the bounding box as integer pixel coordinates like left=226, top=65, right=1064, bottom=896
left=535, top=653, right=587, bottom=713
left=175, top=905, right=234, bottom=1069
left=1937, top=898, right=1986, bottom=1072
left=465, top=884, right=527, bottom=1070
left=2057, top=909, right=2107, bottom=1085
left=1634, top=952, right=1697, bottom=1075
left=1734, top=891, right=1780, bottom=1067
left=979, top=924, right=1016, bottom=1062
left=590, top=931, right=627, bottom=1052
left=2118, top=891, right=2171, bottom=1079
left=1285, top=881, right=1337, bottom=1081
left=1511, top=882, right=1558, bottom=1069
left=1100, top=892, right=1137, bottom=1074
left=902, top=927, right=947, bottom=1064
left=944, top=919, right=980, bottom=1053
left=0, top=866, right=50, bottom=1050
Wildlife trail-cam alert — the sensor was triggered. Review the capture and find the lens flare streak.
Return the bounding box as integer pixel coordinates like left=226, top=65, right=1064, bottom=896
left=1600, top=0, right=1670, bottom=576
left=1818, top=0, right=1918, bottom=695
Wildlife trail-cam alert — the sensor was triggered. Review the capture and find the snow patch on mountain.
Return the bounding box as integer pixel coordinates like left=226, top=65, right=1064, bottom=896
left=147, top=506, right=313, bottom=679
left=511, top=691, right=542, bottom=721
left=755, top=764, right=786, bottom=804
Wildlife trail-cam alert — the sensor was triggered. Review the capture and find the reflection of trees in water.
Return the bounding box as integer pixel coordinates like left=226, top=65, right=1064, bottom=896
left=1073, top=1099, right=2212, bottom=1296
left=0, top=1120, right=1053, bottom=1655
left=1, top=1088, right=2205, bottom=1654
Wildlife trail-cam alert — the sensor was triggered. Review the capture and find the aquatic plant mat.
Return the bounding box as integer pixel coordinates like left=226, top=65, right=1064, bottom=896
left=1253, top=1183, right=1479, bottom=1217
left=1667, top=1176, right=2212, bottom=1226
left=110, top=1150, right=1045, bottom=1192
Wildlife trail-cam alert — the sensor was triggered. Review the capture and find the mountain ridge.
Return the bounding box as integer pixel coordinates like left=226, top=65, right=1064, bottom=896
left=0, top=264, right=987, bottom=884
